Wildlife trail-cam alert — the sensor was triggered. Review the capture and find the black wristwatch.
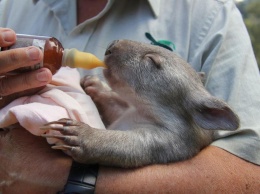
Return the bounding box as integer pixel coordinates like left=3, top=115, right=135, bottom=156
left=58, top=162, right=99, bottom=194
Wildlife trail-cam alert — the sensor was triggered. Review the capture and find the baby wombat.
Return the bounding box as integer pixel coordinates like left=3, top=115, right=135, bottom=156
left=42, top=40, right=240, bottom=168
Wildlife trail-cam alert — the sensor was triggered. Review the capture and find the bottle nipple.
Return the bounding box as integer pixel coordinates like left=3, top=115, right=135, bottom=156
left=62, top=49, right=107, bottom=69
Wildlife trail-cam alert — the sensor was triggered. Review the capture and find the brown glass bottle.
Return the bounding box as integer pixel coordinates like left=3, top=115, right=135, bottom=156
left=2, top=34, right=106, bottom=75
left=42, top=36, right=64, bottom=74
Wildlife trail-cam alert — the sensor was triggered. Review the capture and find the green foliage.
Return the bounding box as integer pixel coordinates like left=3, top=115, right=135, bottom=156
left=243, top=0, right=260, bottom=68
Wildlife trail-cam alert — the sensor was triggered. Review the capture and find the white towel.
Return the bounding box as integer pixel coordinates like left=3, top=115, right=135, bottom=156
left=0, top=67, right=105, bottom=144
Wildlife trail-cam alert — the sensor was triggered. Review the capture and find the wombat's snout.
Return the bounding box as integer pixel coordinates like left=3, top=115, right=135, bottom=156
left=105, top=40, right=119, bottom=56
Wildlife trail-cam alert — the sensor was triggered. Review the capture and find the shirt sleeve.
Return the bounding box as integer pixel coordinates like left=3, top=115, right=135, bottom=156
left=194, top=0, right=260, bottom=165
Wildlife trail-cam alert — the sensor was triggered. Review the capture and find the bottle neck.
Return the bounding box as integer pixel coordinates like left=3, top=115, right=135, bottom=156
left=62, top=48, right=76, bottom=68
left=61, top=49, right=106, bottom=69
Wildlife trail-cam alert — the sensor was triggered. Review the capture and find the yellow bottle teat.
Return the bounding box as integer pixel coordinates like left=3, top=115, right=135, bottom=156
left=62, top=48, right=106, bottom=69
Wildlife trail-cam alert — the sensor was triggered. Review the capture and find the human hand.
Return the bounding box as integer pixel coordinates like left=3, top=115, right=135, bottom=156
left=0, top=28, right=52, bottom=108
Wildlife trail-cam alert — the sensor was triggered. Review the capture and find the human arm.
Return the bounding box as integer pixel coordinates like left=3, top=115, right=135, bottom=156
left=1, top=126, right=259, bottom=194
left=1, top=129, right=259, bottom=194
left=0, top=28, right=52, bottom=108
left=95, top=146, right=260, bottom=193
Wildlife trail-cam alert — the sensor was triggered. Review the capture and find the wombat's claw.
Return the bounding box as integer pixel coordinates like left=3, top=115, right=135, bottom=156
left=40, top=125, right=77, bottom=135
left=44, top=119, right=79, bottom=126
left=41, top=134, right=67, bottom=141
left=51, top=145, right=74, bottom=151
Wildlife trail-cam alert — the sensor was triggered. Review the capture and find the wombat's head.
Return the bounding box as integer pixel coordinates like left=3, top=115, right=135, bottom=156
left=104, top=40, right=239, bottom=131
left=104, top=40, right=203, bottom=94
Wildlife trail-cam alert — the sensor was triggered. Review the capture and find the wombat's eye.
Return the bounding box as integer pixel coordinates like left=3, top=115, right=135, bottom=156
left=145, top=54, right=162, bottom=69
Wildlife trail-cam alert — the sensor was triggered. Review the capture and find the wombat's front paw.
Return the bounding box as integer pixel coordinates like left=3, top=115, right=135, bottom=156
left=80, top=75, right=112, bottom=103
left=41, top=118, right=93, bottom=163
left=80, top=75, right=126, bottom=126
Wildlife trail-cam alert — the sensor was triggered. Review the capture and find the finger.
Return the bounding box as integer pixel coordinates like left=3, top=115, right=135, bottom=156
left=0, top=68, right=52, bottom=96
left=0, top=46, right=43, bottom=74
left=0, top=28, right=16, bottom=47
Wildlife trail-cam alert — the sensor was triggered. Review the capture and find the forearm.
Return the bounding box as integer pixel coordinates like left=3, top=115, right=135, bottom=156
left=0, top=126, right=72, bottom=194
left=96, top=146, right=260, bottom=193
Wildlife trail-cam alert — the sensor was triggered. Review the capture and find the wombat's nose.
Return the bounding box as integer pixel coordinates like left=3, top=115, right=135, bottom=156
left=105, top=40, right=119, bottom=55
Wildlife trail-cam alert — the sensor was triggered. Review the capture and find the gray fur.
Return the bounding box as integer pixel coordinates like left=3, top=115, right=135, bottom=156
left=44, top=40, right=240, bottom=168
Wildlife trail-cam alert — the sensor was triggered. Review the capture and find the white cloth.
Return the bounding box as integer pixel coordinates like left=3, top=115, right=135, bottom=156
left=0, top=67, right=105, bottom=144
left=0, top=0, right=259, bottom=165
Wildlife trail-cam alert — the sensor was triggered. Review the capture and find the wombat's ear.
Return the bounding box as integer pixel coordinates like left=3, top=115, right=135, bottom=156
left=191, top=97, right=240, bottom=131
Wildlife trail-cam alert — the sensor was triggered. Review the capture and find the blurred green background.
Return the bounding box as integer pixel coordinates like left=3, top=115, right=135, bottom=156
left=235, top=0, right=260, bottom=69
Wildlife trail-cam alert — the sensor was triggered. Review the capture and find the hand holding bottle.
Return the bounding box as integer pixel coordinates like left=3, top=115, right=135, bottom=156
left=0, top=28, right=52, bottom=108
left=0, top=29, right=105, bottom=108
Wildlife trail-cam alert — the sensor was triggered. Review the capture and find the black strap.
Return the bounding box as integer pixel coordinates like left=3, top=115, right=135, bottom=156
left=58, top=162, right=99, bottom=194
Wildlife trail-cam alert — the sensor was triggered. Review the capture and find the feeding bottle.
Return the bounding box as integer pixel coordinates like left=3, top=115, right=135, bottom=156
left=1, top=34, right=106, bottom=75
left=0, top=34, right=106, bottom=109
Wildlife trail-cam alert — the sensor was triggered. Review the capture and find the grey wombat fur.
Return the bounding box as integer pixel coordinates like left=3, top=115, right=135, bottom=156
left=43, top=40, right=240, bottom=168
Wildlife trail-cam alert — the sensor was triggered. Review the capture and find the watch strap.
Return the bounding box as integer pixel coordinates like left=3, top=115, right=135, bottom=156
left=59, top=162, right=99, bottom=194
